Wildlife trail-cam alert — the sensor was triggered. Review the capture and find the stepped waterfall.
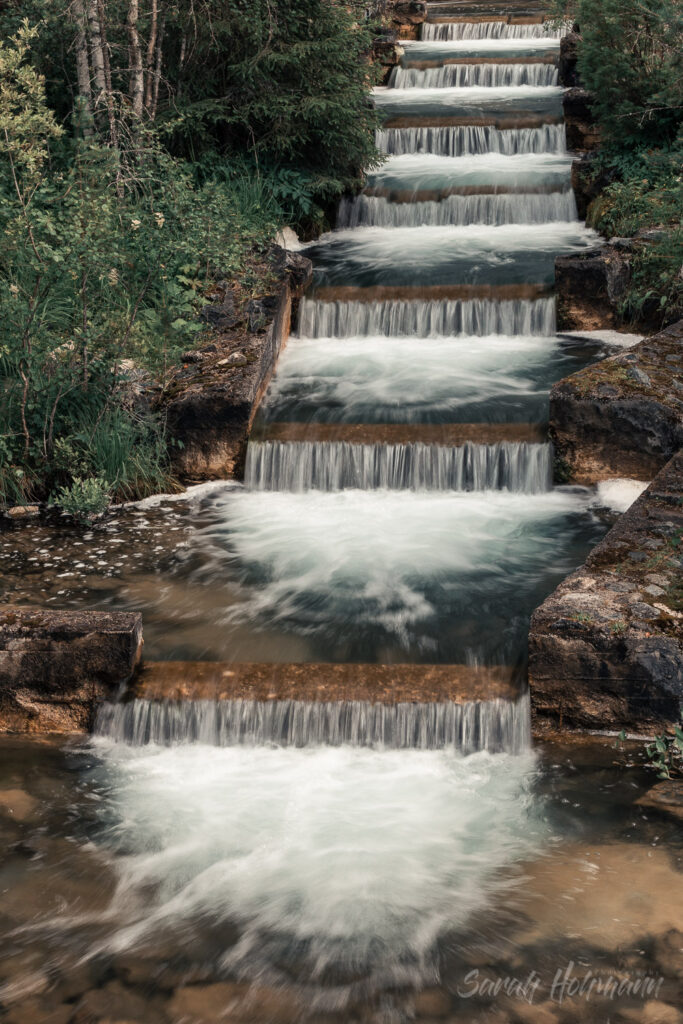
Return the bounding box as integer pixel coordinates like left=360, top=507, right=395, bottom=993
left=97, top=11, right=597, bottom=749
left=90, top=9, right=606, bottom=1009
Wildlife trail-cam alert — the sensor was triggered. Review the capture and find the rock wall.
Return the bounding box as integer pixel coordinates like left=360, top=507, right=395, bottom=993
left=162, top=249, right=312, bottom=482
left=530, top=451, right=683, bottom=735
left=550, top=319, right=683, bottom=483
left=0, top=609, right=143, bottom=733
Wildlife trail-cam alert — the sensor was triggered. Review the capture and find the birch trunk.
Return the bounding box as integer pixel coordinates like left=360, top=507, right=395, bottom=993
left=70, top=0, right=94, bottom=134
left=126, top=0, right=144, bottom=118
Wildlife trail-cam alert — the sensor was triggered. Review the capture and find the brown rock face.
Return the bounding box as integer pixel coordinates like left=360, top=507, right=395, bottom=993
left=163, top=249, right=312, bottom=483
left=0, top=608, right=142, bottom=733
left=562, top=87, right=600, bottom=151
left=558, top=31, right=580, bottom=87
left=529, top=452, right=683, bottom=735
left=550, top=319, right=683, bottom=483
left=555, top=243, right=632, bottom=332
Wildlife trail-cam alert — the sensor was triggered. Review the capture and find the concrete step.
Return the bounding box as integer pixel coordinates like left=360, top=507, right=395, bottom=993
left=133, top=661, right=520, bottom=703
left=258, top=422, right=547, bottom=445
left=310, top=283, right=551, bottom=302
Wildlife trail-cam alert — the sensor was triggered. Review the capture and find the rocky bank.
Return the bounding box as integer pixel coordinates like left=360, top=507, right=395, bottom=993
left=530, top=450, right=683, bottom=735
left=551, top=319, right=683, bottom=483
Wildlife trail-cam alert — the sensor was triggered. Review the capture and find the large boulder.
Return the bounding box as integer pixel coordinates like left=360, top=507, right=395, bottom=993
left=0, top=609, right=143, bottom=733
left=530, top=452, right=683, bottom=734
left=550, top=319, right=683, bottom=482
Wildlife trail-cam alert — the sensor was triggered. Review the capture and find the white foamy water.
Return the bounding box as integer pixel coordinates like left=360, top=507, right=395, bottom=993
left=377, top=123, right=566, bottom=155
left=372, top=83, right=562, bottom=110
left=310, top=223, right=599, bottom=279
left=389, top=63, right=558, bottom=88
left=194, top=487, right=591, bottom=637
left=402, top=37, right=561, bottom=52
left=367, top=151, right=573, bottom=189
left=267, top=333, right=564, bottom=414
left=297, top=297, right=556, bottom=337
left=421, top=21, right=566, bottom=40
left=86, top=738, right=544, bottom=996
left=594, top=478, right=649, bottom=513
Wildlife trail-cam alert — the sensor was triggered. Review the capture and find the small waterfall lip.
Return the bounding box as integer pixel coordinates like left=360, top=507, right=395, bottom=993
left=296, top=296, right=557, bottom=338
left=93, top=693, right=531, bottom=754
left=421, top=21, right=567, bottom=41
left=337, top=191, right=577, bottom=228
left=389, top=63, right=559, bottom=89
left=244, top=440, right=553, bottom=494
left=376, top=123, right=567, bottom=156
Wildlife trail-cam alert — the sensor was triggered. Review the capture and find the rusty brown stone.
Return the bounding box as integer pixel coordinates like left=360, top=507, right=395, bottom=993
left=311, top=283, right=551, bottom=303
left=258, top=422, right=546, bottom=446
left=134, top=662, right=519, bottom=704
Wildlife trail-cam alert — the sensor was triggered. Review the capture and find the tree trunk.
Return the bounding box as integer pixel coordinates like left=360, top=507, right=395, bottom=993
left=70, top=0, right=94, bottom=134
left=150, top=11, right=166, bottom=120
left=87, top=0, right=106, bottom=95
left=126, top=0, right=144, bottom=118
left=96, top=0, right=118, bottom=147
left=144, top=0, right=159, bottom=113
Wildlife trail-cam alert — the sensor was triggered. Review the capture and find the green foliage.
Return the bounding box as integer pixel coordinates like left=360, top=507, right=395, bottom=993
left=0, top=3, right=381, bottom=506
left=644, top=712, right=683, bottom=779
left=588, top=144, right=683, bottom=325
left=49, top=475, right=111, bottom=523
left=151, top=0, right=382, bottom=228
left=555, top=0, right=682, bottom=152
left=0, top=26, right=279, bottom=506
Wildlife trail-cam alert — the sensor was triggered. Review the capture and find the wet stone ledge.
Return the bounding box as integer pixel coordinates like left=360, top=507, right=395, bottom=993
left=550, top=318, right=683, bottom=483
left=161, top=248, right=312, bottom=483
left=0, top=609, right=143, bottom=733
left=529, top=450, right=683, bottom=735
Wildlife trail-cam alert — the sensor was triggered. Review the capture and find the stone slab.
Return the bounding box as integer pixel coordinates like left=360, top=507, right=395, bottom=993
left=134, top=661, right=519, bottom=704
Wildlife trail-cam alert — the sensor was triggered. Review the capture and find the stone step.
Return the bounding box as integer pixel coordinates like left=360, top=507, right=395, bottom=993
left=258, top=422, right=547, bottom=446
left=133, top=661, right=520, bottom=703
left=402, top=55, right=558, bottom=67
left=310, top=283, right=551, bottom=302
left=365, top=183, right=566, bottom=202
left=382, top=114, right=562, bottom=129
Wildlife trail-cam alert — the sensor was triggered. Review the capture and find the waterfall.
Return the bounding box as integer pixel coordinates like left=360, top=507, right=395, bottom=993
left=337, top=191, right=577, bottom=228
left=389, top=64, right=558, bottom=88
left=94, top=693, right=531, bottom=753
left=245, top=441, right=552, bottom=493
left=376, top=123, right=566, bottom=156
left=421, top=22, right=565, bottom=41
left=297, top=296, right=556, bottom=338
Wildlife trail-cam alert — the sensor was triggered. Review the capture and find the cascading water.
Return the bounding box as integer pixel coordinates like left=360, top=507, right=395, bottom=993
left=376, top=122, right=566, bottom=155
left=94, top=693, right=531, bottom=752
left=421, top=20, right=566, bottom=40
left=389, top=63, right=559, bottom=87
left=337, top=190, right=576, bottom=226
left=245, top=440, right=552, bottom=492
left=86, top=8, right=608, bottom=1012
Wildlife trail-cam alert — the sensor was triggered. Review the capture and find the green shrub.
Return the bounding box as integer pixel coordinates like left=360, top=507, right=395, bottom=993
left=49, top=476, right=111, bottom=523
